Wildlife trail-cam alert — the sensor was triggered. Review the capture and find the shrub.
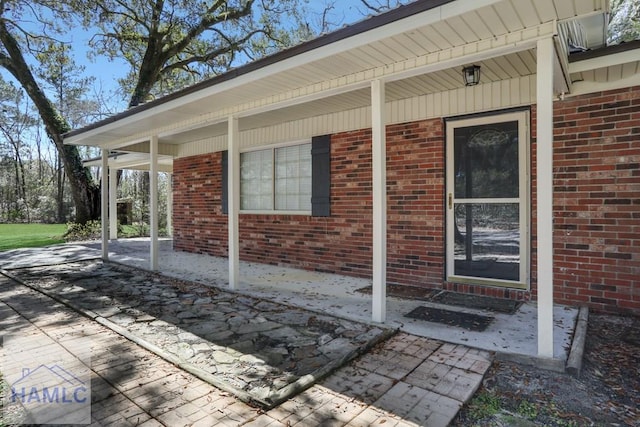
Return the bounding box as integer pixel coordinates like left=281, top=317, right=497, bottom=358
left=63, top=220, right=102, bottom=242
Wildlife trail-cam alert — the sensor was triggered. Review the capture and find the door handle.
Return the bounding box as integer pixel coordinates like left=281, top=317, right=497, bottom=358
left=448, top=193, right=453, bottom=210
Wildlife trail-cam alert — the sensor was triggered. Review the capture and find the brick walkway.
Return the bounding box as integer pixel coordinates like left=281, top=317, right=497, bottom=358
left=0, top=274, right=491, bottom=426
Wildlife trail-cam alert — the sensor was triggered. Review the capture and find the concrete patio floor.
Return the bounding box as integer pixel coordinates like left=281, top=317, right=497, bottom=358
left=0, top=238, right=577, bottom=365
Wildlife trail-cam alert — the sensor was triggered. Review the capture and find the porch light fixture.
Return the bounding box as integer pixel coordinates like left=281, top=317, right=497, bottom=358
left=462, top=65, right=481, bottom=86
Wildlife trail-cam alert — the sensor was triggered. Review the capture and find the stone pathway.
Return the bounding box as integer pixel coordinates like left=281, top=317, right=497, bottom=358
left=1, top=262, right=493, bottom=426
left=5, top=260, right=390, bottom=408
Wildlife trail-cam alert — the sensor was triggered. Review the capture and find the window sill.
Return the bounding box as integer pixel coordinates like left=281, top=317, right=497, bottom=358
left=239, top=210, right=312, bottom=216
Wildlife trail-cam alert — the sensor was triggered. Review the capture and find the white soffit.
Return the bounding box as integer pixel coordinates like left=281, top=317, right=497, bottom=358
left=64, top=0, right=608, bottom=148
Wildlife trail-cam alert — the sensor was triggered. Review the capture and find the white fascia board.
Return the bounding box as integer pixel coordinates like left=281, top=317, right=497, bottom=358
left=64, top=0, right=504, bottom=147
left=158, top=117, right=227, bottom=138
left=569, top=48, right=640, bottom=74
left=103, top=137, right=155, bottom=151
left=110, top=159, right=172, bottom=170
left=571, top=72, right=640, bottom=96
left=85, top=153, right=172, bottom=168
left=439, top=0, right=502, bottom=19
left=236, top=81, right=372, bottom=119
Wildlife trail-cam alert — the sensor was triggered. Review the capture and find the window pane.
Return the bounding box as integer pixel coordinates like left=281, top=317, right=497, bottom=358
left=275, top=144, right=312, bottom=211
left=454, top=203, right=520, bottom=281
left=240, top=149, right=272, bottom=210
left=453, top=121, right=519, bottom=198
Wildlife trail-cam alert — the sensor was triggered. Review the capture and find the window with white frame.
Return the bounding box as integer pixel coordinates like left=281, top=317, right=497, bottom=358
left=240, top=143, right=312, bottom=211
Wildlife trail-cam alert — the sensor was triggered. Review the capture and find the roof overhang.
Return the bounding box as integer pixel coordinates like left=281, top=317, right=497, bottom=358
left=84, top=152, right=173, bottom=173
left=568, top=40, right=640, bottom=94
left=64, top=0, right=611, bottom=152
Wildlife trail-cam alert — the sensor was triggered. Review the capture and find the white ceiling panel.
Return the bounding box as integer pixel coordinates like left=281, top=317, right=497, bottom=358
left=475, top=6, right=509, bottom=35
left=497, top=2, right=525, bottom=32
left=458, top=12, right=493, bottom=40
left=552, top=0, right=577, bottom=19
left=572, top=0, right=602, bottom=16
left=531, top=0, right=558, bottom=22
left=402, top=29, right=441, bottom=53
left=431, top=21, right=467, bottom=46
left=510, top=0, right=542, bottom=28
left=621, top=61, right=640, bottom=78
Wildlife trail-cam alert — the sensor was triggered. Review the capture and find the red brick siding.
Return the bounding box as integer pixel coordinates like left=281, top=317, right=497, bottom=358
left=173, top=153, right=228, bottom=256
left=173, top=87, right=640, bottom=315
left=550, top=87, right=640, bottom=314
left=173, top=119, right=446, bottom=288
left=386, top=120, right=445, bottom=287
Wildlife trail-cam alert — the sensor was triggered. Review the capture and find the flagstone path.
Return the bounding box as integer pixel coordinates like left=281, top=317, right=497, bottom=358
left=6, top=260, right=390, bottom=408
left=1, top=259, right=492, bottom=426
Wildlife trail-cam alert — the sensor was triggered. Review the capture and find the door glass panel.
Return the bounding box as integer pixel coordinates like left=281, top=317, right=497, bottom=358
left=453, top=203, right=520, bottom=281
left=454, top=121, right=519, bottom=199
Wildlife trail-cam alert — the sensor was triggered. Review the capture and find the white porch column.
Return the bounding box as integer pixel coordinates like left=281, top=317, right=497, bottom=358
left=537, top=37, right=555, bottom=358
left=166, top=173, right=173, bottom=237
left=101, top=149, right=109, bottom=261
left=371, top=79, right=387, bottom=323
left=109, top=167, right=118, bottom=240
left=228, top=116, right=240, bottom=290
left=150, top=135, right=159, bottom=271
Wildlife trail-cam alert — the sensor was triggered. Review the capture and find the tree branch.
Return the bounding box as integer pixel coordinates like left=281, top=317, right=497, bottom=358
left=164, top=0, right=255, bottom=60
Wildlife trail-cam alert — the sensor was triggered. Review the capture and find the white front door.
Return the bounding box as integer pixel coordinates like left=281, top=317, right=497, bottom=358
left=446, top=111, right=529, bottom=289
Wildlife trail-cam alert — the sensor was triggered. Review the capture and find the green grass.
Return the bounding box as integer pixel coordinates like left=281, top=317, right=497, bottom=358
left=0, top=223, right=67, bottom=251
left=467, top=391, right=503, bottom=421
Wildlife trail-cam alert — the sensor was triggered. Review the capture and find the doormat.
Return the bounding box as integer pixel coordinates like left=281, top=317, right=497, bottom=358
left=430, top=291, right=522, bottom=314
left=355, top=284, right=437, bottom=301
left=405, top=306, right=494, bottom=332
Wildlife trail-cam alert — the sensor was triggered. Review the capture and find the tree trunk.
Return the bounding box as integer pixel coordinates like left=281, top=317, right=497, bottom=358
left=0, top=20, right=99, bottom=224
left=57, top=153, right=65, bottom=223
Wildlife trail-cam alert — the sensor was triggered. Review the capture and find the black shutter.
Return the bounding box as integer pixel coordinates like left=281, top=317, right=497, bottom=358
left=311, top=135, right=331, bottom=217
left=221, top=150, right=228, bottom=215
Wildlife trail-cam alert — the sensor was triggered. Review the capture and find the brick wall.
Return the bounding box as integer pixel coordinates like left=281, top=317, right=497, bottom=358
left=173, top=119, right=446, bottom=287
left=173, top=87, right=640, bottom=315
left=173, top=153, right=228, bottom=256
left=551, top=86, right=640, bottom=314
left=386, top=121, right=445, bottom=286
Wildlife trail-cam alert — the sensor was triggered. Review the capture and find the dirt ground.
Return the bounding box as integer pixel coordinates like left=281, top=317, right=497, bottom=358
left=453, top=313, right=640, bottom=427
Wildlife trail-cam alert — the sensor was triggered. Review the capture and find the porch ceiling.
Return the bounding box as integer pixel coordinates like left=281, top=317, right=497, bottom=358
left=64, top=0, right=608, bottom=150
left=164, top=49, right=539, bottom=143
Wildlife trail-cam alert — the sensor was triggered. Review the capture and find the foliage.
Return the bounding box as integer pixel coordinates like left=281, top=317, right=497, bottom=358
left=63, top=219, right=102, bottom=241
left=78, top=0, right=313, bottom=106
left=517, top=400, right=539, bottom=419
left=0, top=74, right=75, bottom=223
left=0, top=0, right=101, bottom=224
left=0, top=0, right=358, bottom=223
left=608, top=0, right=640, bottom=44
left=116, top=170, right=171, bottom=236
left=466, top=390, right=502, bottom=420
left=0, top=223, right=66, bottom=251
left=35, top=42, right=99, bottom=128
